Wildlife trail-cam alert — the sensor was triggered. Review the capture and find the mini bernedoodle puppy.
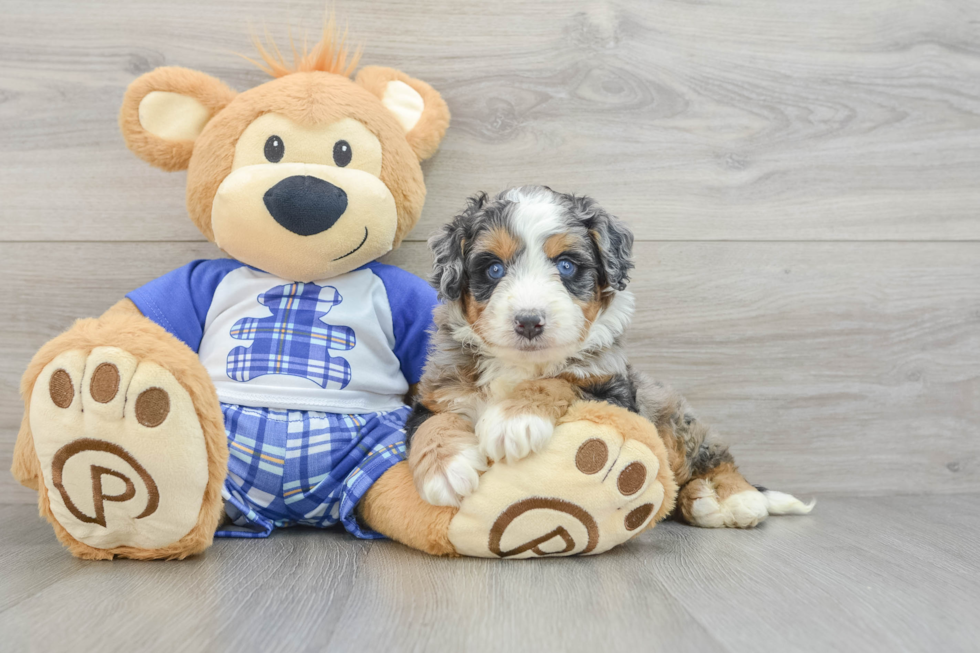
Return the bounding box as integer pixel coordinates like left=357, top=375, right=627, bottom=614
left=405, top=186, right=813, bottom=528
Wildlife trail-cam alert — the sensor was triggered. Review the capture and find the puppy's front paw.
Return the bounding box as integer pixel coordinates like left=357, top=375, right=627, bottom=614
left=418, top=446, right=488, bottom=507
left=477, top=405, right=555, bottom=463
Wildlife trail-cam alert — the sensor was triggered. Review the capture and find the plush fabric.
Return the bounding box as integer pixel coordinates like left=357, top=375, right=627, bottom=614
left=14, top=21, right=677, bottom=561
left=446, top=402, right=677, bottom=558
left=357, top=401, right=678, bottom=559
left=119, top=67, right=236, bottom=172
left=217, top=404, right=410, bottom=539
left=17, top=27, right=451, bottom=558
left=355, top=66, right=451, bottom=163
left=14, top=299, right=228, bottom=560
left=31, top=348, right=210, bottom=551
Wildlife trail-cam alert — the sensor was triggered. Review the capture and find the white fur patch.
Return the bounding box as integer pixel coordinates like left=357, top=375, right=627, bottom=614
left=763, top=490, right=816, bottom=515
left=722, top=490, right=770, bottom=528
left=420, top=446, right=487, bottom=507
left=476, top=405, right=555, bottom=463
left=690, top=488, right=770, bottom=529
left=690, top=494, right=727, bottom=528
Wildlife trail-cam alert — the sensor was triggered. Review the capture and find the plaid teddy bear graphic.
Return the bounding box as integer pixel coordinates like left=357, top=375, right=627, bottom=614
left=226, top=282, right=356, bottom=389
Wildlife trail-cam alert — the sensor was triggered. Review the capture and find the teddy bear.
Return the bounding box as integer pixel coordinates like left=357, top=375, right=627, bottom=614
left=11, top=23, right=677, bottom=560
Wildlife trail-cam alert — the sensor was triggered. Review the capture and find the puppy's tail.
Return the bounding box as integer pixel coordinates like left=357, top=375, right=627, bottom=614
left=754, top=486, right=816, bottom=515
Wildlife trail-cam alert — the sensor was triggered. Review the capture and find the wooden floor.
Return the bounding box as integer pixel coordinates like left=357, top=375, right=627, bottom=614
left=2, top=0, right=979, bottom=651
left=2, top=495, right=978, bottom=653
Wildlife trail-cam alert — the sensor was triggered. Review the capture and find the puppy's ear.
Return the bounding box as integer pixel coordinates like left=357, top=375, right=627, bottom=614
left=575, top=197, right=635, bottom=291
left=119, top=67, right=237, bottom=171
left=429, top=192, right=488, bottom=301
left=355, top=66, right=451, bottom=162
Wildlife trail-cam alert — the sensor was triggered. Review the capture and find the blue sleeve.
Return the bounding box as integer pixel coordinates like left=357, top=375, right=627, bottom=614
left=126, top=259, right=244, bottom=353
left=367, top=262, right=438, bottom=385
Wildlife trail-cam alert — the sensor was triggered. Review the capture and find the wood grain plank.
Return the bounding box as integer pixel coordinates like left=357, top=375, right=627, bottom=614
left=2, top=496, right=978, bottom=653
left=0, top=504, right=90, bottom=613
left=0, top=517, right=373, bottom=653
left=2, top=0, right=980, bottom=241
left=325, top=537, right=723, bottom=653
left=632, top=494, right=980, bottom=653
left=1, top=241, right=977, bottom=504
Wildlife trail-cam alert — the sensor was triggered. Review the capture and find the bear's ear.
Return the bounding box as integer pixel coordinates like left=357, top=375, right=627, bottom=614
left=119, top=67, right=237, bottom=172
left=355, top=66, right=450, bottom=162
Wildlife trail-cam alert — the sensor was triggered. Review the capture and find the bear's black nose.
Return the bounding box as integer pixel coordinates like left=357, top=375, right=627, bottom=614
left=263, top=175, right=348, bottom=236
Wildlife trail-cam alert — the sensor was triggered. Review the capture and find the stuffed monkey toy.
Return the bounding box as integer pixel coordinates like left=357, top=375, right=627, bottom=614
left=11, top=25, right=676, bottom=560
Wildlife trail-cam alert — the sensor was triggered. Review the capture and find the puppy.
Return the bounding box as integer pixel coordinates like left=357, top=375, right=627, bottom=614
left=406, top=186, right=813, bottom=528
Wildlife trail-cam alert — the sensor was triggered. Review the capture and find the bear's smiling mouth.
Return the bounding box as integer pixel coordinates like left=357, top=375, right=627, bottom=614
left=332, top=226, right=369, bottom=261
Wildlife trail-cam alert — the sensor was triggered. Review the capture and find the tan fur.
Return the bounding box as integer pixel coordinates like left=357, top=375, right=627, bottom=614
left=461, top=292, right=488, bottom=332
left=650, top=420, right=695, bottom=484
left=244, top=14, right=361, bottom=78
left=120, top=65, right=448, bottom=250
left=119, top=67, right=237, bottom=172
left=707, top=462, right=756, bottom=501
left=182, top=71, right=429, bottom=248
left=13, top=299, right=228, bottom=560
left=355, top=66, right=450, bottom=162
left=675, top=479, right=712, bottom=525
left=419, top=371, right=481, bottom=415
left=575, top=293, right=603, bottom=333
left=558, top=402, right=678, bottom=527
left=543, top=233, right=577, bottom=259
left=358, top=462, right=458, bottom=556
left=407, top=413, right=482, bottom=496
left=480, top=227, right=520, bottom=262
left=499, top=378, right=579, bottom=422
left=21, top=27, right=455, bottom=560
left=403, top=382, right=420, bottom=405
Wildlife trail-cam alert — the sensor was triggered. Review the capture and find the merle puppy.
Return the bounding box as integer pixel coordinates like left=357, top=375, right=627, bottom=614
left=406, top=186, right=813, bottom=528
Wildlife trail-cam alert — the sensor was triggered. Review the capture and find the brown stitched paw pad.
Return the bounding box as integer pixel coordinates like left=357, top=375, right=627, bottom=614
left=135, top=388, right=170, bottom=427
left=89, top=363, right=120, bottom=403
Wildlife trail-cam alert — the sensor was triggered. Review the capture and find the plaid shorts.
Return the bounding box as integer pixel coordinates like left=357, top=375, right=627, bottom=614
left=215, top=403, right=409, bottom=539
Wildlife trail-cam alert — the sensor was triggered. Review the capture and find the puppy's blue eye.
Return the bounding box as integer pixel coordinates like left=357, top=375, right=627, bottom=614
left=556, top=259, right=577, bottom=277
left=486, top=263, right=506, bottom=280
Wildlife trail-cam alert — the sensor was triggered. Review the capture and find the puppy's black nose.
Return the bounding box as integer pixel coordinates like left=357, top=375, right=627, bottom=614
left=514, top=314, right=545, bottom=340
left=263, top=175, right=348, bottom=236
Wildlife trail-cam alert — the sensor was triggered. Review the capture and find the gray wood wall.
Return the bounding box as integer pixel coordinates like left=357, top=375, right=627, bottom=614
left=2, top=0, right=978, bottom=503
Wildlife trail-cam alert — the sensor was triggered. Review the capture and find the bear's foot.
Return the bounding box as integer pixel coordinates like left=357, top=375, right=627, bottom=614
left=447, top=402, right=677, bottom=558
left=16, top=307, right=228, bottom=560
left=30, top=346, right=213, bottom=557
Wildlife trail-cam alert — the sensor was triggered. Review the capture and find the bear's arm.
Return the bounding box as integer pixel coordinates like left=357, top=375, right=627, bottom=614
left=126, top=258, right=244, bottom=353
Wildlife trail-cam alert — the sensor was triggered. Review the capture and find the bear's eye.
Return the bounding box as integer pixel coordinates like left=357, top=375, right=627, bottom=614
left=333, top=140, right=352, bottom=167
left=264, top=135, right=284, bottom=163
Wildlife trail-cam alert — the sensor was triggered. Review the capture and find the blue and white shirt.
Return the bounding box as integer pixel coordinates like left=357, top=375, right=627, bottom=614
left=128, top=260, right=437, bottom=414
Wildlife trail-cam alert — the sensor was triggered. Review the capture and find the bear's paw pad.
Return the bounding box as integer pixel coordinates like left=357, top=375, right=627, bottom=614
left=448, top=418, right=668, bottom=558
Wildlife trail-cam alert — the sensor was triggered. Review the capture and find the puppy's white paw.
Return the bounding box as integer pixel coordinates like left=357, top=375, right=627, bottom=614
left=722, top=490, right=770, bottom=528
left=420, top=446, right=487, bottom=508
left=687, top=484, right=770, bottom=529
left=689, top=493, right=728, bottom=528
left=477, top=406, right=554, bottom=463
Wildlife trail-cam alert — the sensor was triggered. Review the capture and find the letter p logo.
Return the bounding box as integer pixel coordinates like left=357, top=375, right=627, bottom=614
left=51, top=438, right=159, bottom=528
